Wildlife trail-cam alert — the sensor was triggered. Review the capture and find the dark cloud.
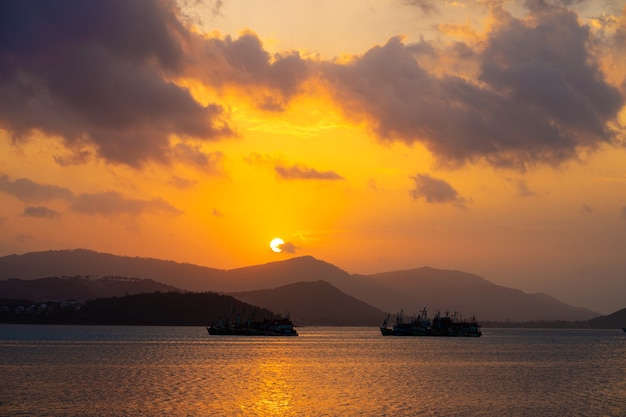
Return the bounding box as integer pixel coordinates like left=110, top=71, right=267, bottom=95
left=402, top=0, right=438, bottom=15
left=279, top=241, right=297, bottom=254
left=275, top=164, right=344, bottom=181
left=409, top=173, right=467, bottom=207
left=198, top=33, right=309, bottom=110
left=243, top=152, right=270, bottom=166
left=321, top=3, right=624, bottom=169
left=22, top=206, right=61, bottom=219
left=509, top=178, right=536, bottom=197
left=0, top=0, right=233, bottom=167
left=534, top=0, right=588, bottom=8
left=170, top=144, right=225, bottom=174
left=1, top=1, right=622, bottom=172
left=479, top=3, right=622, bottom=140
left=169, top=175, right=198, bottom=189
left=1, top=174, right=182, bottom=217
left=517, top=180, right=535, bottom=197
left=0, top=174, right=74, bottom=202
left=612, top=6, right=626, bottom=76
left=245, top=153, right=344, bottom=181
left=70, top=191, right=182, bottom=216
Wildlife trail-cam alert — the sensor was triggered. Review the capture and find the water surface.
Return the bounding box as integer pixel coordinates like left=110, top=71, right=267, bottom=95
left=1, top=325, right=624, bottom=416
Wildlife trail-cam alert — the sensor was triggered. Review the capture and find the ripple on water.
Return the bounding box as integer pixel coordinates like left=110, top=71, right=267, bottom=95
left=0, top=326, right=625, bottom=416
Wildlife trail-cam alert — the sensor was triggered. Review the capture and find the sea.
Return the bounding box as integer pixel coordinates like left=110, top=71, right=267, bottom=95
left=0, top=325, right=624, bottom=417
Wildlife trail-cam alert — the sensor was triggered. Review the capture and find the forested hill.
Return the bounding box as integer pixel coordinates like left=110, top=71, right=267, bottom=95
left=0, top=292, right=276, bottom=326
left=585, top=308, right=626, bottom=329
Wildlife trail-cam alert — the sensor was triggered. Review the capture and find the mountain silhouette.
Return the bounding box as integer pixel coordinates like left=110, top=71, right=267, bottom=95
left=0, top=249, right=602, bottom=321
left=0, top=249, right=225, bottom=291
left=222, top=256, right=352, bottom=291
left=585, top=308, right=626, bottom=329
left=231, top=280, right=386, bottom=326
left=345, top=267, right=598, bottom=321
left=0, top=276, right=182, bottom=303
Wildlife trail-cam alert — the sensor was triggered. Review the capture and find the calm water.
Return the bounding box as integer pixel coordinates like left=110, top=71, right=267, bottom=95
left=0, top=325, right=624, bottom=416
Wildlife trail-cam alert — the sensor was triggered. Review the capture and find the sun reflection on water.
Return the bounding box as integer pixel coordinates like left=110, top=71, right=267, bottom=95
left=239, top=361, right=294, bottom=415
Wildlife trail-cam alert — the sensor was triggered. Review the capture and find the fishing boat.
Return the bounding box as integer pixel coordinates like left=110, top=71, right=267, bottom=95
left=381, top=308, right=431, bottom=336
left=380, top=308, right=481, bottom=337
left=207, top=317, right=298, bottom=336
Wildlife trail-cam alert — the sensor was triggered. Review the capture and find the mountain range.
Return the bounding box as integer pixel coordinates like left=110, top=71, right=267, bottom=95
left=0, top=276, right=180, bottom=303
left=0, top=249, right=605, bottom=322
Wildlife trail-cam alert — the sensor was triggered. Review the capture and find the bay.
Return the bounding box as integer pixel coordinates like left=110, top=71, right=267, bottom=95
left=0, top=325, right=624, bottom=416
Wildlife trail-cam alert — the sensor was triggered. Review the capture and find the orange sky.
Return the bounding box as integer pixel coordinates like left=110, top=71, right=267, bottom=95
left=1, top=0, right=625, bottom=313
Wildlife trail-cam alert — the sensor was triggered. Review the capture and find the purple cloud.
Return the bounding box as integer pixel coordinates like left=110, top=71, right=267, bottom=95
left=410, top=173, right=467, bottom=207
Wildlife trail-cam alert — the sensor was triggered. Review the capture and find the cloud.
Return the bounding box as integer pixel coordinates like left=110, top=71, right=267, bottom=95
left=0, top=0, right=233, bottom=167
left=70, top=191, right=183, bottom=216
left=479, top=3, right=622, bottom=138
left=279, top=241, right=297, bottom=254
left=402, top=0, right=438, bottom=15
left=274, top=164, right=344, bottom=181
left=210, top=0, right=223, bottom=17
left=516, top=180, right=535, bottom=197
left=245, top=153, right=344, bottom=181
left=581, top=203, right=593, bottom=214
left=508, top=178, right=536, bottom=197
left=170, top=144, right=225, bottom=174
left=409, top=173, right=467, bottom=207
left=195, top=32, right=310, bottom=111
left=1, top=1, right=623, bottom=172
left=22, top=206, right=61, bottom=219
left=0, top=174, right=74, bottom=202
left=320, top=3, right=624, bottom=169
left=169, top=175, right=198, bottom=189
left=0, top=174, right=181, bottom=218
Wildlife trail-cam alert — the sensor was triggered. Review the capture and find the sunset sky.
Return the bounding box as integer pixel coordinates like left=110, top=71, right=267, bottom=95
left=1, top=0, right=625, bottom=313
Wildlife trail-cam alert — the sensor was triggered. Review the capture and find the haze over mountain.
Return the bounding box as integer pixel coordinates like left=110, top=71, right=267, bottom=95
left=0, top=249, right=602, bottom=321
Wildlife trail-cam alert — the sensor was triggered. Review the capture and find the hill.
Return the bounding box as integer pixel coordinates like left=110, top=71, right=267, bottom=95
left=585, top=308, right=626, bottom=329
left=346, top=267, right=598, bottom=321
left=0, top=292, right=277, bottom=326
left=0, top=249, right=225, bottom=291
left=231, top=280, right=386, bottom=326
left=0, top=249, right=603, bottom=321
left=0, top=276, right=181, bottom=302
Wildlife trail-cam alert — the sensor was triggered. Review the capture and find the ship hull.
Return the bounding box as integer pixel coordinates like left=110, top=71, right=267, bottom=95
left=207, top=326, right=298, bottom=336
left=206, top=318, right=298, bottom=336
left=380, top=328, right=481, bottom=337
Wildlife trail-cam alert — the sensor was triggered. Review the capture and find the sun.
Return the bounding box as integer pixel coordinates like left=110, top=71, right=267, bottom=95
left=270, top=237, right=284, bottom=253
